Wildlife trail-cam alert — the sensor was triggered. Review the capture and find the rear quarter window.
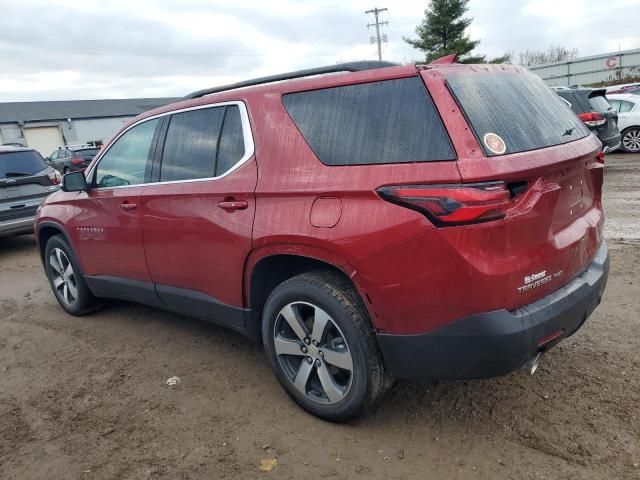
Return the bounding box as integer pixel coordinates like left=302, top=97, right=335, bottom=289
left=447, top=72, right=590, bottom=156
left=282, top=77, right=456, bottom=166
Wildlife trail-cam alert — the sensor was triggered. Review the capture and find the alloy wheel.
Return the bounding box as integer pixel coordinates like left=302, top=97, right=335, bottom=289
left=49, top=247, right=78, bottom=307
left=623, top=129, right=640, bottom=152
left=273, top=301, right=354, bottom=404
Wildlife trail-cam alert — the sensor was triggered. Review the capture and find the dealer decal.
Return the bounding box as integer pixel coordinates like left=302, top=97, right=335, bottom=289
left=483, top=132, right=507, bottom=155
left=517, top=270, right=563, bottom=294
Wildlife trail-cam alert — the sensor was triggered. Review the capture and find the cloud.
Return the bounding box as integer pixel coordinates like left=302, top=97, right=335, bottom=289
left=0, top=0, right=638, bottom=101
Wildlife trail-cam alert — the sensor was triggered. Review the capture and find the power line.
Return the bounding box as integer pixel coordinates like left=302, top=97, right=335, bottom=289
left=365, top=7, right=388, bottom=61
left=0, top=49, right=337, bottom=58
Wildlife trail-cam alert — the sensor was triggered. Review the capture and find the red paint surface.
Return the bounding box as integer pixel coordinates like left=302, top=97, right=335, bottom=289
left=36, top=62, right=603, bottom=335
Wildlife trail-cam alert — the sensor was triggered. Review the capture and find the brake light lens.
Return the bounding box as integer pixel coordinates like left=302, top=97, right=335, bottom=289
left=71, top=157, right=84, bottom=165
left=47, top=169, right=62, bottom=185
left=377, top=182, right=514, bottom=226
left=597, top=151, right=605, bottom=164
left=577, top=111, right=606, bottom=127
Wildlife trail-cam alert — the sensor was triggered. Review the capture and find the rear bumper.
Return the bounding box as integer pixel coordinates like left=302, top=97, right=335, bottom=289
left=600, top=134, right=621, bottom=153
left=377, top=243, right=610, bottom=380
left=0, top=216, right=35, bottom=237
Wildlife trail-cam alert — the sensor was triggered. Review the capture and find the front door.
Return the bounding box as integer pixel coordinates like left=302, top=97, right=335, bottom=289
left=140, top=103, right=257, bottom=324
left=74, top=118, right=161, bottom=287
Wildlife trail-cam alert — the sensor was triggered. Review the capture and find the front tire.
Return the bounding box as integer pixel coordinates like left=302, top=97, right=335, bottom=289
left=44, top=235, right=99, bottom=315
left=262, top=271, right=389, bottom=422
left=621, top=127, right=640, bottom=153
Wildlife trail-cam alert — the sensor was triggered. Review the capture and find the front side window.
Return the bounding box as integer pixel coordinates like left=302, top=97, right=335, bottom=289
left=282, top=77, right=456, bottom=166
left=94, top=118, right=159, bottom=188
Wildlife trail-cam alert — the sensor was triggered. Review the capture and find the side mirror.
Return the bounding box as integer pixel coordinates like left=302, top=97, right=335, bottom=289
left=44, top=157, right=51, bottom=163
left=61, top=171, right=88, bottom=192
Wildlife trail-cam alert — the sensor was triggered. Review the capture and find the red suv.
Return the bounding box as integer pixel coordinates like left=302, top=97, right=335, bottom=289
left=35, top=59, right=609, bottom=421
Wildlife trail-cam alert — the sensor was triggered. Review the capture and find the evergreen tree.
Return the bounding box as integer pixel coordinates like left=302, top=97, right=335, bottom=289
left=404, top=0, right=484, bottom=63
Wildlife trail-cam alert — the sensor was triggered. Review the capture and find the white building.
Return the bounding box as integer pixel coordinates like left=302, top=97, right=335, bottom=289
left=0, top=98, right=176, bottom=156
left=529, top=48, right=640, bottom=87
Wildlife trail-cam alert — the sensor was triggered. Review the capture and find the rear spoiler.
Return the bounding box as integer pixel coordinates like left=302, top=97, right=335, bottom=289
left=588, top=89, right=607, bottom=98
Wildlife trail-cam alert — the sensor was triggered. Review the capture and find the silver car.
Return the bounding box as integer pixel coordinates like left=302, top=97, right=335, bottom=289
left=0, top=146, right=60, bottom=238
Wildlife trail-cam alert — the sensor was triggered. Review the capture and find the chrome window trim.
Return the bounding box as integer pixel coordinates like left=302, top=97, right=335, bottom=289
left=85, top=100, right=255, bottom=190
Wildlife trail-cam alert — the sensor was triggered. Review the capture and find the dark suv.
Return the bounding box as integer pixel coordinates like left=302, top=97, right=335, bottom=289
left=1, top=146, right=60, bottom=237
left=555, top=87, right=621, bottom=152
left=35, top=60, right=609, bottom=421
left=47, top=145, right=100, bottom=174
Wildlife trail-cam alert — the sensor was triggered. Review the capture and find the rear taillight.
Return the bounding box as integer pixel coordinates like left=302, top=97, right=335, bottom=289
left=377, top=181, right=513, bottom=226
left=577, top=111, right=606, bottom=127
left=597, top=151, right=605, bottom=164
left=71, top=157, right=84, bottom=165
left=48, top=170, right=62, bottom=185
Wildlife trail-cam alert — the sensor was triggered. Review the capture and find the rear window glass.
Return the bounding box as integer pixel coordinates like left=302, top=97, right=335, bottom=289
left=447, top=72, right=590, bottom=156
left=73, top=148, right=99, bottom=157
left=589, top=95, right=613, bottom=113
left=282, top=77, right=456, bottom=166
left=0, top=151, right=47, bottom=178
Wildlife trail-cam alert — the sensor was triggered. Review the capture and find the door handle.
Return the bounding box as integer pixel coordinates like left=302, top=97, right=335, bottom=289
left=218, top=200, right=248, bottom=211
left=119, top=201, right=137, bottom=211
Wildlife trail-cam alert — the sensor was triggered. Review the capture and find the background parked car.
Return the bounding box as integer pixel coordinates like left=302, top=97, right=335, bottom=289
left=555, top=87, right=621, bottom=152
left=46, top=145, right=100, bottom=174
left=0, top=146, right=60, bottom=238
left=607, top=93, right=640, bottom=153
left=606, top=83, right=640, bottom=95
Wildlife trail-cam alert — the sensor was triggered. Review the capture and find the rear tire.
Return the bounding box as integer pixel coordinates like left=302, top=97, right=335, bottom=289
left=44, top=235, right=99, bottom=315
left=262, top=271, right=390, bottom=422
left=621, top=127, right=640, bottom=153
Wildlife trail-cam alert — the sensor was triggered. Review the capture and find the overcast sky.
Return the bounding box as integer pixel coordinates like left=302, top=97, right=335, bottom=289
left=0, top=0, right=638, bottom=102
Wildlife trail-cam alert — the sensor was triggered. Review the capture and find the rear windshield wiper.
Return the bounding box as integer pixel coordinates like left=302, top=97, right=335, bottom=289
left=562, top=127, right=575, bottom=136
left=4, top=171, right=33, bottom=177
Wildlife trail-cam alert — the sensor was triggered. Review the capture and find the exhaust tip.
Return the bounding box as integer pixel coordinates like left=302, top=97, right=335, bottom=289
left=523, top=353, right=541, bottom=375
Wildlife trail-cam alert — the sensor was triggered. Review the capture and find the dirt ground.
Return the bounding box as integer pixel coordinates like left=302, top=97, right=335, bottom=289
left=1, top=154, right=639, bottom=480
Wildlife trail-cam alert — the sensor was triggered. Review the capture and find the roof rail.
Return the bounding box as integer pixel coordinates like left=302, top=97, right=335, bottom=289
left=183, top=61, right=399, bottom=100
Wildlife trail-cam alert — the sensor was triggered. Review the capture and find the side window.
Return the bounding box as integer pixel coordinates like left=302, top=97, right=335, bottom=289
left=49, top=151, right=58, bottom=161
left=160, top=107, right=224, bottom=182
left=282, top=77, right=456, bottom=166
left=609, top=99, right=621, bottom=112
left=94, top=118, right=159, bottom=188
left=216, top=105, right=245, bottom=176
left=619, top=101, right=634, bottom=113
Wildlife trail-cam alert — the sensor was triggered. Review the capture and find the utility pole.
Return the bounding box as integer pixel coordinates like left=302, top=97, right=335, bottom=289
left=365, top=7, right=388, bottom=61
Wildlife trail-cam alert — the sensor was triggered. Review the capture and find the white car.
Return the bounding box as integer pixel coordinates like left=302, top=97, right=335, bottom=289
left=607, top=93, right=640, bottom=153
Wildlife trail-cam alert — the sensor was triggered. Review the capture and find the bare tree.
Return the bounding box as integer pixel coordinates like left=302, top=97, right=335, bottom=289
left=516, top=45, right=579, bottom=67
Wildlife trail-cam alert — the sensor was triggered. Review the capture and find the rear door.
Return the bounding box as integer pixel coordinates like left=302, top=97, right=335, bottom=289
left=427, top=67, right=603, bottom=310
left=140, top=102, right=257, bottom=322
left=0, top=150, right=57, bottom=223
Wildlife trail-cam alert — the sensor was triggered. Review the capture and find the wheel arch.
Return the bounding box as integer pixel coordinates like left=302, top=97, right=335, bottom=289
left=37, top=221, right=83, bottom=272
left=245, top=246, right=375, bottom=339
left=620, top=125, right=640, bottom=152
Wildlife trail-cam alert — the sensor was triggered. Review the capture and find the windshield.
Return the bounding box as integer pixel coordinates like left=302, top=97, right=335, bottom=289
left=0, top=151, right=48, bottom=179
left=447, top=71, right=590, bottom=156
